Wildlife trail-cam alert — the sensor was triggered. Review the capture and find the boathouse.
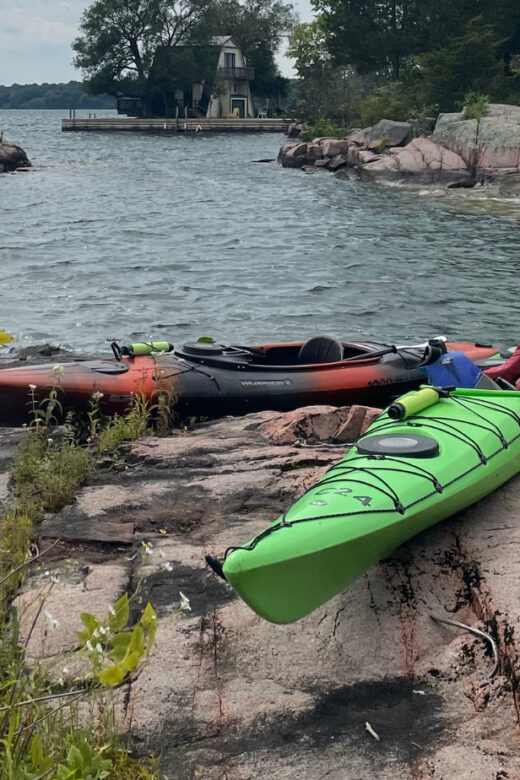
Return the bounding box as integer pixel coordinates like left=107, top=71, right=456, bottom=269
left=117, top=36, right=255, bottom=120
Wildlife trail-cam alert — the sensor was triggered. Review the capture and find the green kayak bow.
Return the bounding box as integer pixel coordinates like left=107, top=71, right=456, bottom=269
left=218, top=386, right=520, bottom=623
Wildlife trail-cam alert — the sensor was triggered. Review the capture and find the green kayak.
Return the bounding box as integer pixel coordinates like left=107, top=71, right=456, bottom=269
left=217, top=386, right=520, bottom=623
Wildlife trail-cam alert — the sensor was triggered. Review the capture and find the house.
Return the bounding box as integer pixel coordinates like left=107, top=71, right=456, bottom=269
left=117, top=36, right=255, bottom=119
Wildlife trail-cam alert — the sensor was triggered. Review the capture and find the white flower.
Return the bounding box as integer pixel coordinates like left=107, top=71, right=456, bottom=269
left=52, top=364, right=64, bottom=374
left=92, top=391, right=104, bottom=401
left=163, top=562, right=173, bottom=572
left=28, top=384, right=36, bottom=390
left=47, top=438, right=53, bottom=445
left=62, top=666, right=69, bottom=675
left=44, top=610, right=59, bottom=631
left=142, top=542, right=153, bottom=556
left=86, top=640, right=94, bottom=652
left=179, top=591, right=191, bottom=612
left=95, top=642, right=103, bottom=654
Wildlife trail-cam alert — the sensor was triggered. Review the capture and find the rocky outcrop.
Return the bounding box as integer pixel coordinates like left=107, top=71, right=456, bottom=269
left=6, top=400, right=520, bottom=778
left=432, top=104, right=520, bottom=195
left=279, top=134, right=470, bottom=187
left=0, top=139, right=31, bottom=173
left=349, top=119, right=412, bottom=147
left=282, top=105, right=520, bottom=195
left=360, top=138, right=471, bottom=185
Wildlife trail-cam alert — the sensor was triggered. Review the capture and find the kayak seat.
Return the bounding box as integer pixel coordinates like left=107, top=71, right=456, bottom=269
left=298, top=336, right=343, bottom=364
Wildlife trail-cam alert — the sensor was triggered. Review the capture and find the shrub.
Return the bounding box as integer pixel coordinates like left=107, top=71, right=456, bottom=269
left=463, top=91, right=489, bottom=120
left=306, top=116, right=343, bottom=139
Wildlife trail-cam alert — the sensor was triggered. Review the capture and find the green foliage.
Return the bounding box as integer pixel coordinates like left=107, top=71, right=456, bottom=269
left=78, top=596, right=158, bottom=688
left=56, top=742, right=111, bottom=779
left=73, top=0, right=294, bottom=105
left=463, top=91, right=489, bottom=119
left=0, top=82, right=114, bottom=110
left=95, top=393, right=152, bottom=455
left=287, top=19, right=329, bottom=75
left=356, top=71, right=430, bottom=125
left=306, top=117, right=343, bottom=138
left=0, top=386, right=166, bottom=779
left=13, top=431, right=93, bottom=516
left=416, top=16, right=502, bottom=111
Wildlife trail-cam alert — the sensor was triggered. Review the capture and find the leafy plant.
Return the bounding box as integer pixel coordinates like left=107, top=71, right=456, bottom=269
left=78, top=595, right=158, bottom=688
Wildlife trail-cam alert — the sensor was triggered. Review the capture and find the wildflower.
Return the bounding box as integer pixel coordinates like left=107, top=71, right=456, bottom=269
left=47, top=438, right=54, bottom=445
left=179, top=591, right=191, bottom=612
left=163, top=562, right=173, bottom=572
left=52, top=364, right=64, bottom=374
left=86, top=640, right=94, bottom=652
left=95, top=642, right=103, bottom=654
left=92, top=391, right=104, bottom=401
left=44, top=610, right=59, bottom=631
left=62, top=666, right=69, bottom=675
left=142, top=541, right=153, bottom=556
left=29, top=384, right=36, bottom=390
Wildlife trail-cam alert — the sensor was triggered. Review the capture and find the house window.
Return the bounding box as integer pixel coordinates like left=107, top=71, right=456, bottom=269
left=225, top=52, right=236, bottom=68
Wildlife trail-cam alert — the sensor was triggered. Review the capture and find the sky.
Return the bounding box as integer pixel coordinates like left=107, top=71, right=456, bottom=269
left=0, top=0, right=313, bottom=86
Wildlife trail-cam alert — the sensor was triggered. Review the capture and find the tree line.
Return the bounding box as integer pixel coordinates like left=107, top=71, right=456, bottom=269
left=0, top=82, right=115, bottom=110
left=287, top=0, right=520, bottom=127
left=72, top=0, right=296, bottom=113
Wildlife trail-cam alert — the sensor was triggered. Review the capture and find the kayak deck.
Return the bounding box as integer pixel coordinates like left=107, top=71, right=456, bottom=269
left=221, top=387, right=520, bottom=623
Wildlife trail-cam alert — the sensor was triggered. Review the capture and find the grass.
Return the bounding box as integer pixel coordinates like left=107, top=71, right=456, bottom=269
left=0, top=391, right=165, bottom=779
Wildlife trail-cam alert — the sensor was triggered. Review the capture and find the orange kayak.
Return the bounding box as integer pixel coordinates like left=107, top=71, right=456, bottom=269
left=0, top=337, right=501, bottom=425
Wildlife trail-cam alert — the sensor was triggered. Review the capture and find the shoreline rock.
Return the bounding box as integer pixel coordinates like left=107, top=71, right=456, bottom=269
left=4, top=399, right=520, bottom=777
left=0, top=138, right=31, bottom=173
left=280, top=104, right=520, bottom=196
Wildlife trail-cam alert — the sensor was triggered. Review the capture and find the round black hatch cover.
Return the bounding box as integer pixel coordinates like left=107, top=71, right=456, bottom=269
left=357, top=433, right=439, bottom=457
left=182, top=342, right=224, bottom=356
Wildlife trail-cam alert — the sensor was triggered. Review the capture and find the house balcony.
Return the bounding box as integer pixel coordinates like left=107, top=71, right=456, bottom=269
left=217, top=66, right=255, bottom=81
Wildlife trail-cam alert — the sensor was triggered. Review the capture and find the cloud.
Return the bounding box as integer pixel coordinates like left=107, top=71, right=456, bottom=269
left=0, top=7, right=78, bottom=46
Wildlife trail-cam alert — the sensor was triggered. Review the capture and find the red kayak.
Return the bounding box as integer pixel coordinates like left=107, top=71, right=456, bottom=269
left=0, top=336, right=501, bottom=426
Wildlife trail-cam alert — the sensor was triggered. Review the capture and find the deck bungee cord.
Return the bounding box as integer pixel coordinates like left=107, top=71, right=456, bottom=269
left=219, top=388, right=520, bottom=563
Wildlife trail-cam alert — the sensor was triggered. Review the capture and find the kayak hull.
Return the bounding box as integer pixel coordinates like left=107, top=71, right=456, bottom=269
left=222, top=387, right=520, bottom=623
left=0, top=340, right=499, bottom=425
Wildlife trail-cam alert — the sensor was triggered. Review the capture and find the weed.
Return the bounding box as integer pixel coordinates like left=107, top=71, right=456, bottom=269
left=0, top=386, right=164, bottom=779
left=377, top=132, right=390, bottom=153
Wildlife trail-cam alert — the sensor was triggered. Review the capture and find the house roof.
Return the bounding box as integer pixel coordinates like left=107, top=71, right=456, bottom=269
left=211, top=35, right=238, bottom=48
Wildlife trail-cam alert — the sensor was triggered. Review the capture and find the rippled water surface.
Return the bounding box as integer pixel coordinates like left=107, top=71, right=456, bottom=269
left=1, top=109, right=520, bottom=354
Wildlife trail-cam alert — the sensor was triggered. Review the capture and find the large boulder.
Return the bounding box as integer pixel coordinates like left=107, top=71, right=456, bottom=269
left=432, top=113, right=478, bottom=166
left=279, top=142, right=309, bottom=168
left=432, top=104, right=520, bottom=184
left=10, top=404, right=520, bottom=778
left=350, top=119, right=412, bottom=148
left=0, top=140, right=31, bottom=173
left=360, top=138, right=470, bottom=185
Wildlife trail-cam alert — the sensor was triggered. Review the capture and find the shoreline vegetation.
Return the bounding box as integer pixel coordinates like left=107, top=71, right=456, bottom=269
left=0, top=82, right=115, bottom=110
left=0, top=384, right=166, bottom=778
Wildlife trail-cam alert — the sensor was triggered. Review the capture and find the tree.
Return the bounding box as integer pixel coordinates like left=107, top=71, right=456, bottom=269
left=195, top=0, right=298, bottom=101
left=417, top=16, right=503, bottom=110
left=72, top=0, right=213, bottom=100
left=312, top=0, right=431, bottom=80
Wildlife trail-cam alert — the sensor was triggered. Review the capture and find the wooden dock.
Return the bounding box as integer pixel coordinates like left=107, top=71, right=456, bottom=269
left=61, top=117, right=290, bottom=133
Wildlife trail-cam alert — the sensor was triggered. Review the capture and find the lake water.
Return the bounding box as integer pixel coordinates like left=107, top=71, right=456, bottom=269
left=1, top=109, right=519, bottom=355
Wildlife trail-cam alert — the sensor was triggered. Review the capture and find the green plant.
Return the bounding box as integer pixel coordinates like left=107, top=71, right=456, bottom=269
left=78, top=594, right=158, bottom=688
left=306, top=116, right=343, bottom=139
left=95, top=393, right=152, bottom=455
left=0, top=385, right=164, bottom=779
left=463, top=91, right=489, bottom=119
